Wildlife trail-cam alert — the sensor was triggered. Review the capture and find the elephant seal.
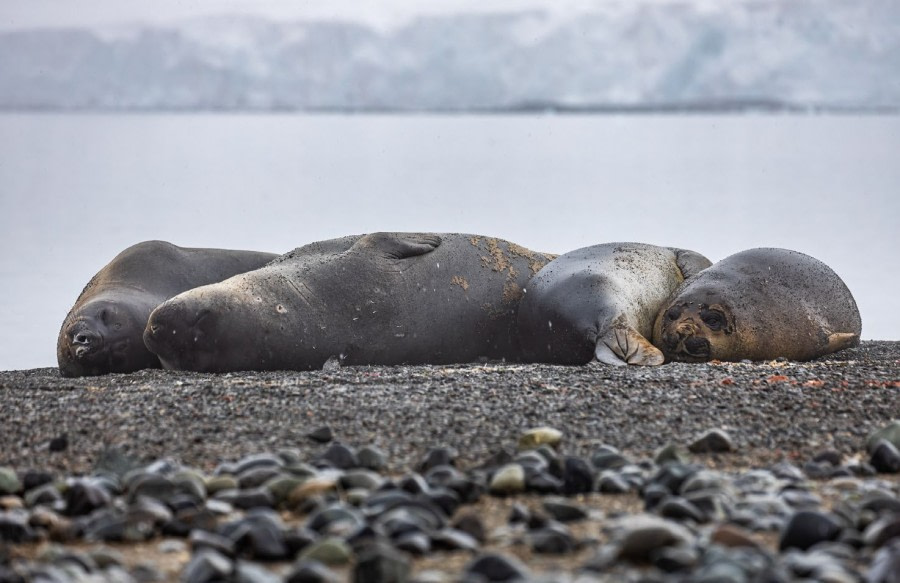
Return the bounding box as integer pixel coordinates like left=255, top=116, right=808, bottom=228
left=517, top=243, right=712, bottom=366
left=57, top=241, right=277, bottom=377
left=653, top=248, right=861, bottom=362
left=143, top=233, right=555, bottom=372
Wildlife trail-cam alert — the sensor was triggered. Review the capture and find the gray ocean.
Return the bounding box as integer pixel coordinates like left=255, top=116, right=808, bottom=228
left=1, top=113, right=897, bottom=371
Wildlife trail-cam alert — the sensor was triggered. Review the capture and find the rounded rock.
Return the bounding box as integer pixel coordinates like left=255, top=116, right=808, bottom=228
left=298, top=537, right=353, bottom=566
left=779, top=510, right=843, bottom=551
left=489, top=464, right=525, bottom=495
left=869, top=440, right=900, bottom=474
left=0, top=468, right=22, bottom=496
left=614, top=514, right=695, bottom=561
left=688, top=429, right=734, bottom=454
left=518, top=427, right=563, bottom=451
left=464, top=553, right=531, bottom=582
left=866, top=420, right=900, bottom=453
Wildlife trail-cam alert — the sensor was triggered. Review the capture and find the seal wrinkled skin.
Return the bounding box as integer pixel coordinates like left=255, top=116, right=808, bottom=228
left=517, top=242, right=711, bottom=366
left=143, top=233, right=555, bottom=373
left=653, top=247, right=861, bottom=363
left=57, top=241, right=276, bottom=377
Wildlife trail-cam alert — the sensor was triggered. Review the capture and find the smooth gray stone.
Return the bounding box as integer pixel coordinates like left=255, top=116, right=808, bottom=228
left=866, top=420, right=900, bottom=453
left=688, top=429, right=734, bottom=453
left=430, top=527, right=480, bottom=551
left=353, top=541, right=411, bottom=583
left=234, top=453, right=285, bottom=475
left=779, top=510, right=843, bottom=551
left=357, top=446, right=388, bottom=471
left=464, top=553, right=531, bottom=582
left=542, top=497, right=588, bottom=522
left=179, top=549, right=233, bottom=583
left=530, top=523, right=576, bottom=555
left=613, top=514, right=695, bottom=561
left=285, top=559, right=340, bottom=583
left=234, top=561, right=282, bottom=583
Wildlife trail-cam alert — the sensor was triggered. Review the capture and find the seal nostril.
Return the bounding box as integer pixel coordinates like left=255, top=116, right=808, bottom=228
left=73, top=332, right=92, bottom=345
left=666, top=306, right=682, bottom=321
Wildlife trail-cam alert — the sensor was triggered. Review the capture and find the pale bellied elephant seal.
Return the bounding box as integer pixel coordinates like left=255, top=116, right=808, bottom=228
left=653, top=248, right=861, bottom=362
left=143, top=233, right=556, bottom=372
left=57, top=241, right=277, bottom=377
left=517, top=243, right=712, bottom=366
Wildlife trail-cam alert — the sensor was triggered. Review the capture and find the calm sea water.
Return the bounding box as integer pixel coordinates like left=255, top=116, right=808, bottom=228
left=1, top=113, right=897, bottom=370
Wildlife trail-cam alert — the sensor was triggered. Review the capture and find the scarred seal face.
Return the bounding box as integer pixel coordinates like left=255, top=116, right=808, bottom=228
left=655, top=300, right=736, bottom=362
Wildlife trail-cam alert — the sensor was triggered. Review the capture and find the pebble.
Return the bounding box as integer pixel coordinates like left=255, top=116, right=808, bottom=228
left=542, top=497, right=588, bottom=522
left=869, top=440, right=900, bottom=473
left=866, top=420, right=900, bottom=453
left=357, top=446, right=388, bottom=471
left=561, top=456, right=593, bottom=495
left=419, top=447, right=457, bottom=473
left=317, top=443, right=359, bottom=470
left=284, top=559, right=339, bottom=583
left=489, top=464, right=526, bottom=495
left=779, top=510, right=843, bottom=551
left=518, top=427, right=563, bottom=450
left=530, top=523, right=576, bottom=554
left=297, top=537, right=353, bottom=566
left=307, top=427, right=333, bottom=443
left=0, top=467, right=21, bottom=495
left=464, top=553, right=531, bottom=582
left=867, top=539, right=900, bottom=583
left=353, top=542, right=410, bottom=583
left=1, top=415, right=898, bottom=582
left=614, top=514, right=695, bottom=561
left=180, top=549, right=233, bottom=583
left=688, top=429, right=735, bottom=453
left=654, top=443, right=691, bottom=465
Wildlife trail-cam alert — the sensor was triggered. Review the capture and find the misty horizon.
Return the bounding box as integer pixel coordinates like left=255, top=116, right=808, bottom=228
left=2, top=2, right=899, bottom=113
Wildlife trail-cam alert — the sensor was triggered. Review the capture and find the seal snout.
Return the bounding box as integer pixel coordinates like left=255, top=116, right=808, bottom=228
left=68, top=325, right=103, bottom=360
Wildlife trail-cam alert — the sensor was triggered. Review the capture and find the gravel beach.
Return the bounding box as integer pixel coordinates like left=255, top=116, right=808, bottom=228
left=1, top=341, right=898, bottom=582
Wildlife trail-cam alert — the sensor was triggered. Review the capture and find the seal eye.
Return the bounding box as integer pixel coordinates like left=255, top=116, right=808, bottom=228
left=701, top=310, right=725, bottom=331
left=665, top=306, right=682, bottom=321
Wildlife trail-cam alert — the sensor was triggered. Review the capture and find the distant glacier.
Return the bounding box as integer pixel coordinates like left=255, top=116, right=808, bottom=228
left=1, top=1, right=898, bottom=112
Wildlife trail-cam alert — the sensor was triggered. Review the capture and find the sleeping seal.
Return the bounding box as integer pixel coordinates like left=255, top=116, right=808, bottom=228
left=517, top=243, right=711, bottom=366
left=57, top=241, right=277, bottom=376
left=653, top=247, right=861, bottom=362
left=143, top=233, right=555, bottom=372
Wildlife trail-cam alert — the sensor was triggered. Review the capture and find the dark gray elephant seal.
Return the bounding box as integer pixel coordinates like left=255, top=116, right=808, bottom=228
left=517, top=242, right=711, bottom=366
left=653, top=248, right=861, bottom=363
left=143, top=233, right=556, bottom=372
left=57, top=241, right=277, bottom=377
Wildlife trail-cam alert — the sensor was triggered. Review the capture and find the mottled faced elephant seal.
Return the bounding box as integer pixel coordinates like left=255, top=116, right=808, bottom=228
left=517, top=243, right=711, bottom=366
left=57, top=241, right=277, bottom=377
left=143, top=233, right=556, bottom=372
left=653, top=248, right=861, bottom=362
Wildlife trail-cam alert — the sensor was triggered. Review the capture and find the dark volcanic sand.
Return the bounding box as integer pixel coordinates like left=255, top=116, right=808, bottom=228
left=1, top=341, right=897, bottom=476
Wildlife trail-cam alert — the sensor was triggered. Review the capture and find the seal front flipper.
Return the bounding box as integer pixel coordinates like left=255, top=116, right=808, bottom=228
left=594, top=327, right=665, bottom=366
left=670, top=248, right=713, bottom=280
left=356, top=232, right=443, bottom=259
left=826, top=332, right=859, bottom=354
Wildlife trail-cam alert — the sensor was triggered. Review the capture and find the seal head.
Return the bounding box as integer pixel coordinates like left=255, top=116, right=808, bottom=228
left=653, top=248, right=861, bottom=362
left=58, top=294, right=157, bottom=376
left=57, top=240, right=277, bottom=377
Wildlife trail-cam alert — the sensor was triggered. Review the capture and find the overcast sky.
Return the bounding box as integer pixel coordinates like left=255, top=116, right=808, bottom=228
left=0, top=0, right=647, bottom=30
